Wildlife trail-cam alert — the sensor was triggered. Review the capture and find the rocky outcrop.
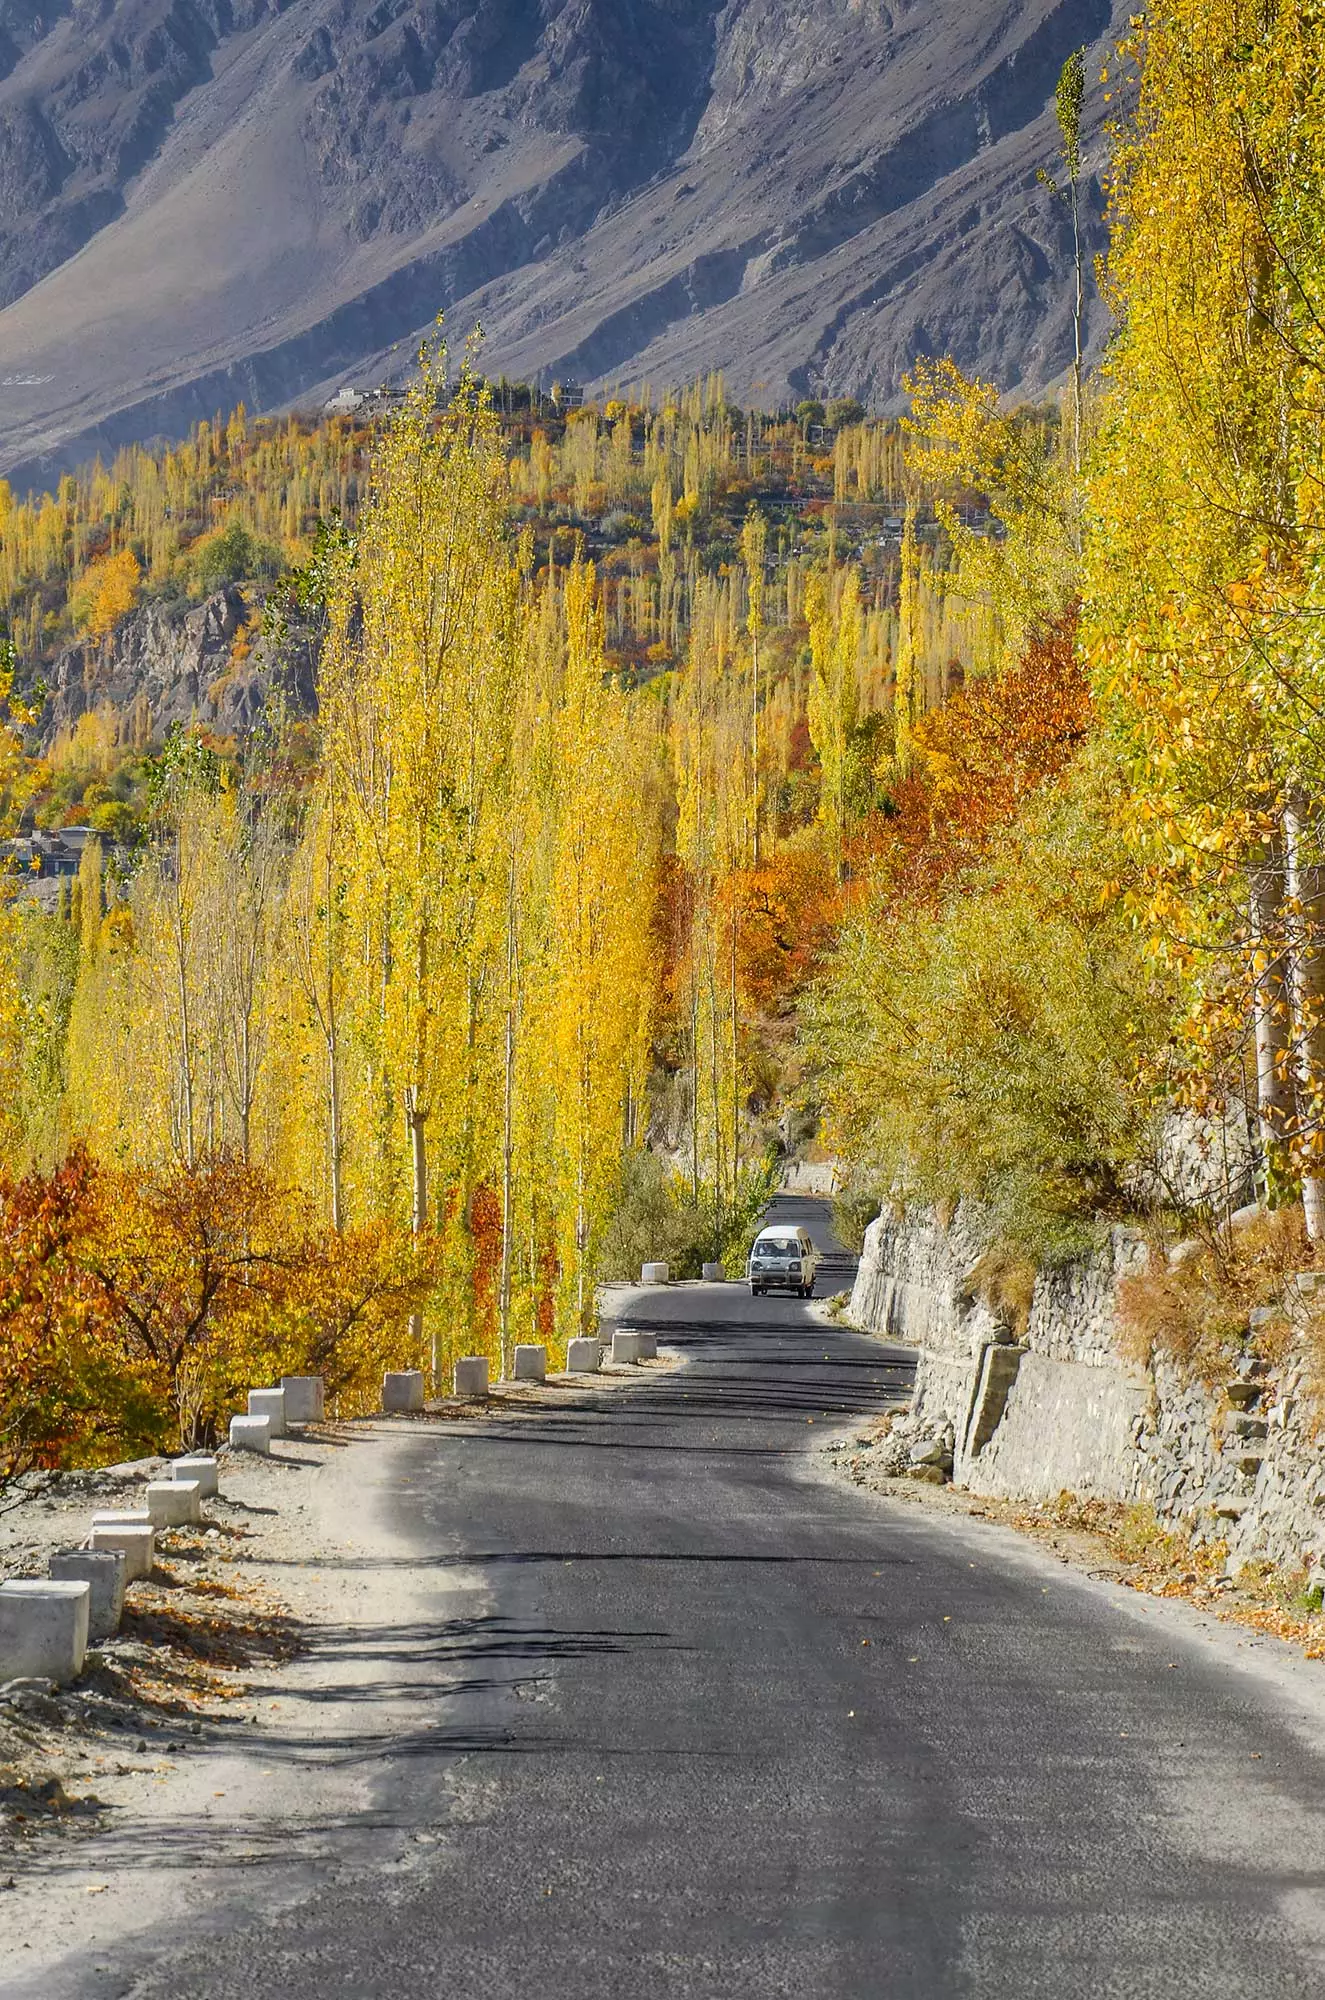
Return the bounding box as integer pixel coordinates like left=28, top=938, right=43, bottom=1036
left=0, top=0, right=1129, bottom=484
left=38, top=589, right=317, bottom=748
left=851, top=1204, right=1325, bottom=1576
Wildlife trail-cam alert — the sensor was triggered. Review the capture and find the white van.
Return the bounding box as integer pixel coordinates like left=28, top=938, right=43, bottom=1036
left=747, top=1225, right=822, bottom=1298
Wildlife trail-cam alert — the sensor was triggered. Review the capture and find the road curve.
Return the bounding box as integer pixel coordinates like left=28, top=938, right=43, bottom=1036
left=23, top=1196, right=1325, bottom=1999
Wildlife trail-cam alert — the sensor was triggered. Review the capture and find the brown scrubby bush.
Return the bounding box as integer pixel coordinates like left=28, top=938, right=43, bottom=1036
left=960, top=1246, right=1038, bottom=1338
left=1117, top=1207, right=1307, bottom=1390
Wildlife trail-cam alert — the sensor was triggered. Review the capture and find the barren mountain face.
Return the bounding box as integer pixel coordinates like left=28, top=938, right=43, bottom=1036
left=0, top=0, right=1122, bottom=483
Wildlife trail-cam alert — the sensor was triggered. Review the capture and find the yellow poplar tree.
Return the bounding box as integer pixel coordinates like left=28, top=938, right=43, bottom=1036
left=1082, top=0, right=1325, bottom=1225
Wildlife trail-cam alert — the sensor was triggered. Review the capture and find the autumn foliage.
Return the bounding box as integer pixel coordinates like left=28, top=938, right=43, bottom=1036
left=0, top=1147, right=437, bottom=1482
left=6, top=2, right=1322, bottom=1475
left=70, top=547, right=141, bottom=640
left=857, top=613, right=1091, bottom=907
left=0, top=1149, right=157, bottom=1490
left=723, top=846, right=840, bottom=1016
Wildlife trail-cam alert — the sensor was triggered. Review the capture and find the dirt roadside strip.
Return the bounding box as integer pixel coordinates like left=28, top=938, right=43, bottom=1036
left=0, top=1352, right=681, bottom=1988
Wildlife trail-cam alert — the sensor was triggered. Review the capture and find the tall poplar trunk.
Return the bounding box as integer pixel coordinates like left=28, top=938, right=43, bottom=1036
left=729, top=914, right=740, bottom=1201
left=1283, top=793, right=1325, bottom=1239
left=176, top=944, right=196, bottom=1170
left=410, top=1106, right=428, bottom=1234
left=1068, top=170, right=1083, bottom=483
left=407, top=1089, right=430, bottom=1368
left=1249, top=841, right=1293, bottom=1193
left=499, top=857, right=517, bottom=1381
left=689, top=941, right=701, bottom=1206
left=462, top=966, right=480, bottom=1347
left=751, top=619, right=761, bottom=869
left=577, top=1058, right=589, bottom=1335
left=327, top=1032, right=343, bottom=1233
left=324, top=831, right=343, bottom=1232
left=238, top=1012, right=252, bottom=1164
left=708, top=939, right=723, bottom=1260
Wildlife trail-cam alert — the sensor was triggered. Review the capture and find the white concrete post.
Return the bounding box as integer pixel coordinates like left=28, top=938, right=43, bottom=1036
left=49, top=1549, right=125, bottom=1642
left=453, top=1357, right=490, bottom=1399
left=383, top=1371, right=425, bottom=1413
left=641, top=1262, right=670, bottom=1284
left=702, top=1261, right=725, bottom=1281
left=172, top=1455, right=218, bottom=1498
left=636, top=1331, right=658, bottom=1360
left=0, top=1579, right=91, bottom=1684
left=229, top=1414, right=272, bottom=1454
left=247, top=1388, right=287, bottom=1438
left=280, top=1376, right=326, bottom=1424
left=513, top=1344, right=547, bottom=1382
left=144, top=1480, right=202, bottom=1528
left=612, top=1330, right=643, bottom=1364
left=566, top=1337, right=602, bottom=1373
left=89, top=1517, right=155, bottom=1582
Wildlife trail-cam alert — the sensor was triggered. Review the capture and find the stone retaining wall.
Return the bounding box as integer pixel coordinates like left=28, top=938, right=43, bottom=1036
left=851, top=1204, right=1325, bottom=1573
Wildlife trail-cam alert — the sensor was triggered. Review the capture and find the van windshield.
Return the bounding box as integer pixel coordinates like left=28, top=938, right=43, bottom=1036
left=758, top=1239, right=799, bottom=1256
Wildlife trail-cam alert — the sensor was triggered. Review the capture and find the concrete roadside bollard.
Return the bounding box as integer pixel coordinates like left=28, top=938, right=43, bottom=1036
left=280, top=1376, right=325, bottom=1425
left=513, top=1344, right=547, bottom=1383
left=612, top=1330, right=643, bottom=1365
left=383, top=1371, right=425, bottom=1414
left=566, top=1337, right=601, bottom=1373
left=172, top=1455, right=218, bottom=1499
left=453, top=1357, right=490, bottom=1400
left=636, top=1331, right=658, bottom=1361
left=247, top=1387, right=287, bottom=1439
left=641, top=1262, right=670, bottom=1284
left=144, top=1480, right=202, bottom=1528
left=702, top=1262, right=725, bottom=1281
left=0, top=1579, right=91, bottom=1685
left=229, top=1414, right=272, bottom=1455
left=89, top=1516, right=155, bottom=1582
left=49, top=1549, right=125, bottom=1643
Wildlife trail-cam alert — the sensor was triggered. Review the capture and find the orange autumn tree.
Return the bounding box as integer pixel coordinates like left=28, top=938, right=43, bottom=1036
left=0, top=1149, right=160, bottom=1492
left=722, top=844, right=840, bottom=1018
left=858, top=614, right=1092, bottom=909
left=82, top=1153, right=294, bottom=1447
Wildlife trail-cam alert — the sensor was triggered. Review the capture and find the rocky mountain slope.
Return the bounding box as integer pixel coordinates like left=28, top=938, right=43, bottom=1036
left=0, top=0, right=1123, bottom=486
left=37, top=584, right=317, bottom=746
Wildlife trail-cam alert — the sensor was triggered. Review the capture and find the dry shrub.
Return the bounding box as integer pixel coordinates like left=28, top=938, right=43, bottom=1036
left=961, top=1246, right=1038, bottom=1338
left=1117, top=1207, right=1308, bottom=1390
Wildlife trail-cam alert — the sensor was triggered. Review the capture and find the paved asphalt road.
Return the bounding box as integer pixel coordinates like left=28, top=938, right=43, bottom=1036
left=35, top=1196, right=1325, bottom=1997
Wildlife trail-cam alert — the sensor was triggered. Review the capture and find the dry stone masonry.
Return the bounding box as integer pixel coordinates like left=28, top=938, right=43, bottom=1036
left=851, top=1203, right=1325, bottom=1574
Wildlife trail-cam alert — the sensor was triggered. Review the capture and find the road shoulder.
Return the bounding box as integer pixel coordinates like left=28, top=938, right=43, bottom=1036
left=809, top=1408, right=1325, bottom=1741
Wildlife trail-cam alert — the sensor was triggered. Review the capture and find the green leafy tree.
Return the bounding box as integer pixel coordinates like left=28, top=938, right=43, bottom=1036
left=194, top=520, right=283, bottom=595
